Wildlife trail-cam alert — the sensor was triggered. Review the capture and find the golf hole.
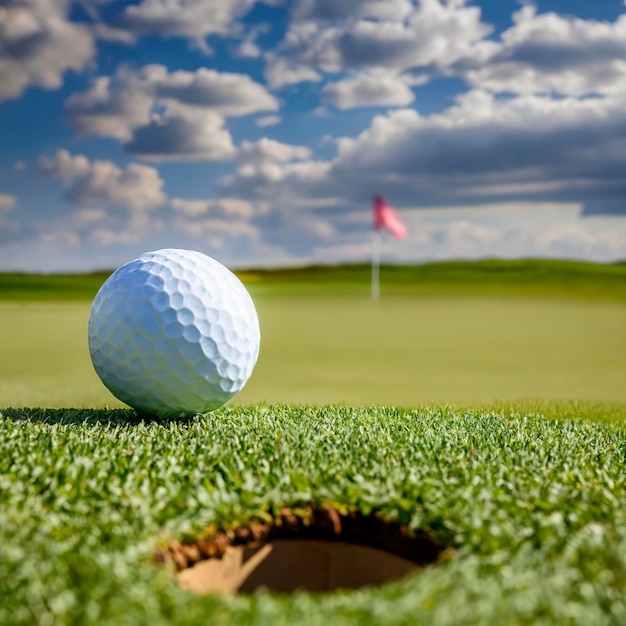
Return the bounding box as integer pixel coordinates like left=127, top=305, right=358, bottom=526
left=158, top=505, right=444, bottom=595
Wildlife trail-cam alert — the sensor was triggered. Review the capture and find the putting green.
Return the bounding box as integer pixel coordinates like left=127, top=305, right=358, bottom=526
left=1, top=292, right=625, bottom=408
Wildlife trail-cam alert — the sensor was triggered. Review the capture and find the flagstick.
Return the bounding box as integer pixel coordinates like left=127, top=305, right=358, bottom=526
left=371, top=229, right=381, bottom=300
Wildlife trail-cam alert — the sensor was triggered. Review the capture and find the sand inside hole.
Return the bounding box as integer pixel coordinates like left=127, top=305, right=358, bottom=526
left=178, top=539, right=419, bottom=594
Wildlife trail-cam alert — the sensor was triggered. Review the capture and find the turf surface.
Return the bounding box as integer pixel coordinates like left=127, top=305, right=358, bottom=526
left=2, top=403, right=626, bottom=625
left=1, top=296, right=625, bottom=408
left=1, top=261, right=626, bottom=623
left=2, top=259, right=626, bottom=301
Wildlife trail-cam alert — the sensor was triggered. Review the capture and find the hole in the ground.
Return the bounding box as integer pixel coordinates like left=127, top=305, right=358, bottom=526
left=179, top=539, right=418, bottom=594
left=158, top=505, right=445, bottom=595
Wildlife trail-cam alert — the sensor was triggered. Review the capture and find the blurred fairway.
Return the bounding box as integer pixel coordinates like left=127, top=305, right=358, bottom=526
left=1, top=259, right=625, bottom=408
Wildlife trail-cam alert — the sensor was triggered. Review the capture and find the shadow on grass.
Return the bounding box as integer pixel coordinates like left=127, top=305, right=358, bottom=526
left=0, top=407, right=200, bottom=426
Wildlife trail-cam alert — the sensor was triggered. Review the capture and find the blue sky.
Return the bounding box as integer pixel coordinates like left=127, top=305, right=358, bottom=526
left=1, top=0, right=626, bottom=271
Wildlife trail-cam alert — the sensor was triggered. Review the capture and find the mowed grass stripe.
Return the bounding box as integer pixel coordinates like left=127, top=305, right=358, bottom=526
left=1, top=404, right=626, bottom=625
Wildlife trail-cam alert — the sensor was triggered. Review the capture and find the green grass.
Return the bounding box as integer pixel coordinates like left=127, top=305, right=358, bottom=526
left=2, top=294, right=625, bottom=407
left=0, top=272, right=111, bottom=301
left=2, top=259, right=626, bottom=301
left=2, top=403, right=626, bottom=625
left=242, top=258, right=626, bottom=301
left=2, top=260, right=626, bottom=623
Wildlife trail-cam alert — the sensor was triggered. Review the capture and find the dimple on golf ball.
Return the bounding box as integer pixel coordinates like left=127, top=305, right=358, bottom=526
left=88, top=248, right=260, bottom=418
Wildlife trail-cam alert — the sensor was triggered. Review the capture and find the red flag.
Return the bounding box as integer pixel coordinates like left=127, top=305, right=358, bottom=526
left=373, top=194, right=407, bottom=239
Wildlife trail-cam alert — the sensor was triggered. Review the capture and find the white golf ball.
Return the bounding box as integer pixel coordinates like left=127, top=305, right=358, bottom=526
left=88, top=248, right=260, bottom=418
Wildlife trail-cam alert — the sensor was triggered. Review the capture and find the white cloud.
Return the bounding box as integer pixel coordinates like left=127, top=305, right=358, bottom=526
left=331, top=89, right=626, bottom=196
left=39, top=150, right=91, bottom=182
left=413, top=207, right=626, bottom=263
left=266, top=0, right=494, bottom=88
left=220, top=159, right=331, bottom=204
left=256, top=115, right=282, bottom=127
left=292, top=0, right=415, bottom=22
left=238, top=138, right=312, bottom=164
left=264, top=55, right=322, bottom=89
left=235, top=23, right=271, bottom=58
left=0, top=193, right=17, bottom=212
left=65, top=65, right=278, bottom=161
left=170, top=198, right=214, bottom=218
left=91, top=23, right=137, bottom=44
left=170, top=197, right=253, bottom=219
left=223, top=86, right=626, bottom=219
left=466, top=5, right=626, bottom=96
left=7, top=1, right=626, bottom=271
left=125, top=107, right=237, bottom=162
left=168, top=196, right=260, bottom=252
left=322, top=73, right=415, bottom=109
left=175, top=218, right=259, bottom=244
left=153, top=68, right=278, bottom=115
left=65, top=66, right=160, bottom=141
left=0, top=0, right=94, bottom=101
left=310, top=203, right=626, bottom=265
left=116, top=0, right=258, bottom=39
left=73, top=208, right=107, bottom=225
left=39, top=150, right=166, bottom=211
left=237, top=37, right=262, bottom=58
left=86, top=212, right=162, bottom=246
left=218, top=197, right=255, bottom=218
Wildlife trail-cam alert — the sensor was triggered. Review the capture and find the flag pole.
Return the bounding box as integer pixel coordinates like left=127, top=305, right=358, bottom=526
left=371, top=228, right=380, bottom=300
left=371, top=192, right=406, bottom=299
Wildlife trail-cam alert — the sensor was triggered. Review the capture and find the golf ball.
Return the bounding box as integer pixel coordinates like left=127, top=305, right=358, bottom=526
left=88, top=248, right=260, bottom=418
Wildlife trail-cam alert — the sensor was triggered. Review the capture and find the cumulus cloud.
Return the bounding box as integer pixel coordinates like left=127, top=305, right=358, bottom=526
left=223, top=87, right=626, bottom=216
left=466, top=5, right=626, bottom=96
left=0, top=0, right=94, bottom=101
left=416, top=206, right=626, bottom=263
left=7, top=1, right=626, bottom=269
left=90, top=23, right=137, bottom=44
left=39, top=150, right=166, bottom=211
left=238, top=138, right=312, bottom=164
left=266, top=0, right=494, bottom=88
left=38, top=150, right=91, bottom=182
left=86, top=212, right=162, bottom=246
left=65, top=65, right=278, bottom=161
left=153, top=68, right=278, bottom=115
left=25, top=151, right=261, bottom=256
left=170, top=198, right=213, bottom=218
left=264, top=56, right=322, bottom=89
left=73, top=207, right=107, bottom=225
left=65, top=66, right=162, bottom=141
left=267, top=0, right=626, bottom=107
left=216, top=140, right=326, bottom=215
left=292, top=0, right=416, bottom=22
left=329, top=89, right=626, bottom=212
left=115, top=0, right=249, bottom=36
left=168, top=195, right=260, bottom=252
left=171, top=207, right=260, bottom=251
left=170, top=197, right=253, bottom=219
left=125, top=108, right=237, bottom=162
left=0, top=193, right=17, bottom=212
left=305, top=203, right=626, bottom=265
left=322, top=73, right=415, bottom=109
left=221, top=158, right=331, bottom=204
left=235, top=22, right=271, bottom=58
left=175, top=218, right=259, bottom=244
left=256, top=115, right=282, bottom=127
